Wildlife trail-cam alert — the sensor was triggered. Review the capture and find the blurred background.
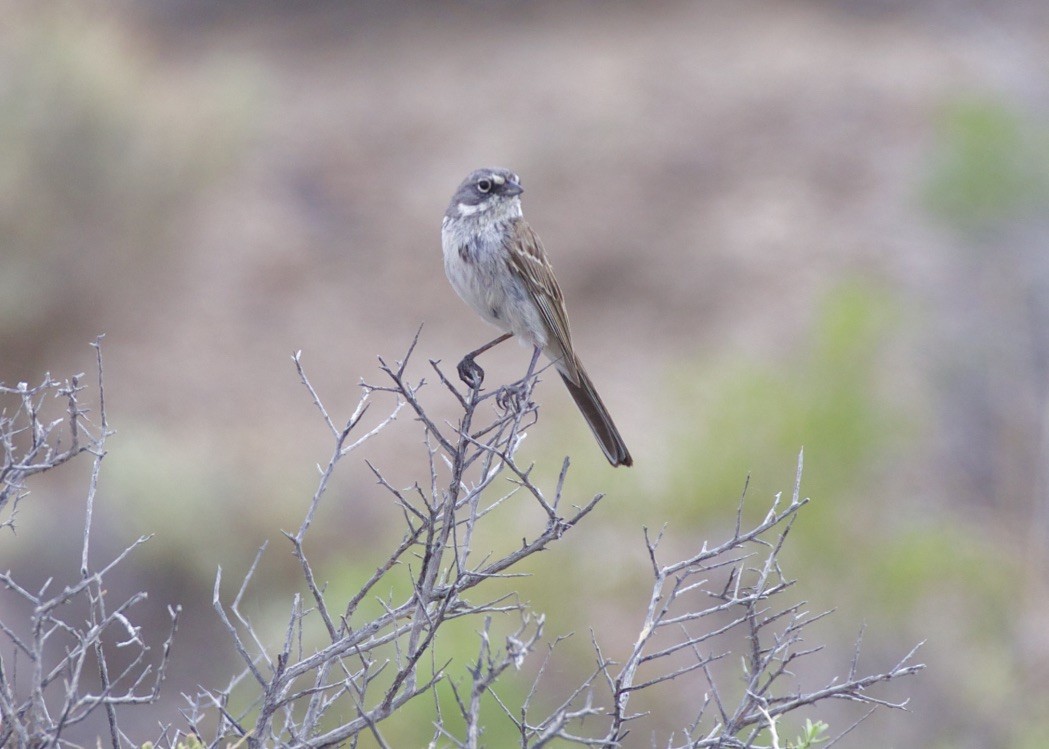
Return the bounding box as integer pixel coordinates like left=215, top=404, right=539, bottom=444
left=2, top=0, right=1049, bottom=746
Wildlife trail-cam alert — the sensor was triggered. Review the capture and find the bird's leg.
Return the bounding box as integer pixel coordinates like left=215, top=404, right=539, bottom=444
left=457, top=332, right=514, bottom=388
left=526, top=346, right=542, bottom=378
left=498, top=346, right=543, bottom=411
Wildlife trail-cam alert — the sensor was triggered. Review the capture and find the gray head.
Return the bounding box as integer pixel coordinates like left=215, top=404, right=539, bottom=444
left=445, top=167, right=523, bottom=220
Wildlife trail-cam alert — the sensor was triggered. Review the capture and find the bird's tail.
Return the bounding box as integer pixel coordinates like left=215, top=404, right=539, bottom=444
left=559, top=364, right=633, bottom=467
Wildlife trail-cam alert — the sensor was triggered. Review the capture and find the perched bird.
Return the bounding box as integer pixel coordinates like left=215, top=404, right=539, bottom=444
left=441, top=167, right=632, bottom=467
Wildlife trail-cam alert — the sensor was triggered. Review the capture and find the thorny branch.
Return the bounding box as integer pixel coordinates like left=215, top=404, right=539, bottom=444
left=1, top=334, right=925, bottom=747
left=0, top=338, right=180, bottom=748
left=188, top=335, right=923, bottom=748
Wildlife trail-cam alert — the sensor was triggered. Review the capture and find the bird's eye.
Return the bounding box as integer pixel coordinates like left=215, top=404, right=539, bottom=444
left=477, top=178, right=493, bottom=193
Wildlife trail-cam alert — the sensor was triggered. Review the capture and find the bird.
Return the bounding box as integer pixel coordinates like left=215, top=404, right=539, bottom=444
left=440, top=167, right=632, bottom=467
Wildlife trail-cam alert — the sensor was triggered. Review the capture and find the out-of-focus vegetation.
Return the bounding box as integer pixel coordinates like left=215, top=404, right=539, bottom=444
left=0, top=8, right=256, bottom=374
left=2, top=1, right=1048, bottom=747
left=665, top=282, right=1041, bottom=748
left=925, top=97, right=1049, bottom=229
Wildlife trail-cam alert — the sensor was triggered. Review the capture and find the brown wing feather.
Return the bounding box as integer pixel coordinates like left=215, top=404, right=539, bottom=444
left=503, top=219, right=581, bottom=382
left=502, top=218, right=632, bottom=467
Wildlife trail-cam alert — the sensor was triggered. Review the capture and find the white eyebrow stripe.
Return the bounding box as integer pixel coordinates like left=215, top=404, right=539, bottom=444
left=491, top=173, right=506, bottom=185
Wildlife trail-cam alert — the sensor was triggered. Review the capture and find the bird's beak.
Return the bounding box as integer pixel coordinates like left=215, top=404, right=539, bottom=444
left=503, top=182, right=523, bottom=197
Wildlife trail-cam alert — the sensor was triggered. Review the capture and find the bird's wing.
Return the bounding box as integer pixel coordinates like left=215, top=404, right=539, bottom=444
left=504, top=218, right=580, bottom=383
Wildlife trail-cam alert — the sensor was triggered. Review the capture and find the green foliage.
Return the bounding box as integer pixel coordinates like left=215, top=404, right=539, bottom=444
left=141, top=738, right=204, bottom=749
left=867, top=523, right=1015, bottom=623
left=665, top=281, right=903, bottom=544
left=924, top=96, right=1049, bottom=230
left=789, top=718, right=829, bottom=749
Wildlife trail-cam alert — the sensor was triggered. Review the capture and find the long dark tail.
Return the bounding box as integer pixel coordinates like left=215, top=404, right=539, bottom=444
left=559, top=366, right=633, bottom=467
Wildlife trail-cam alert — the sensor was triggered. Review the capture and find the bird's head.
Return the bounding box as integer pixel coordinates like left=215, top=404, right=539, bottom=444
left=445, top=168, right=524, bottom=221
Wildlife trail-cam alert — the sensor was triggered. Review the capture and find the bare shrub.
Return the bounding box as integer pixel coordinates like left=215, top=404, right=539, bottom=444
left=0, top=337, right=923, bottom=748
left=182, top=334, right=924, bottom=748
left=0, top=338, right=179, bottom=747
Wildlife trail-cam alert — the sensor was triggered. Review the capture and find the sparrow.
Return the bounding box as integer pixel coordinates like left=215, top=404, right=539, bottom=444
left=440, top=167, right=632, bottom=467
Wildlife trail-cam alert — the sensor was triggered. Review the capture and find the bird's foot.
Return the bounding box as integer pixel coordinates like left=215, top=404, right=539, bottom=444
left=496, top=378, right=534, bottom=413
left=457, top=355, right=485, bottom=389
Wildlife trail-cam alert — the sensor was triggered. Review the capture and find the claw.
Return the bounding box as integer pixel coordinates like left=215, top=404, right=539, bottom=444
left=496, top=380, right=532, bottom=413
left=457, top=355, right=485, bottom=389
